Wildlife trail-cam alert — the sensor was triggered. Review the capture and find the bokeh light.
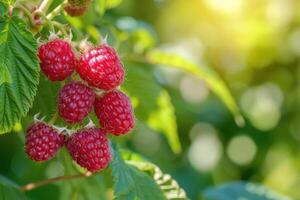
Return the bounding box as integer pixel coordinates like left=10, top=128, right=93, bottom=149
left=240, top=83, right=283, bottom=131
left=188, top=123, right=223, bottom=172
left=227, top=135, right=257, bottom=165
left=179, top=74, right=209, bottom=104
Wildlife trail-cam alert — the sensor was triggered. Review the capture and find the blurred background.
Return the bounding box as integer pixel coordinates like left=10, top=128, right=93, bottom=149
left=1, top=0, right=300, bottom=199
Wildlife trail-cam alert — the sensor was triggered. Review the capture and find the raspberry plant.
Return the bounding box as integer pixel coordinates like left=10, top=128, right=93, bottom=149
left=0, top=0, right=289, bottom=200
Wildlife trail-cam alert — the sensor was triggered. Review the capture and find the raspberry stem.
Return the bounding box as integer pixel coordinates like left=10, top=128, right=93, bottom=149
left=38, top=0, right=54, bottom=14
left=47, top=0, right=68, bottom=20
left=20, top=172, right=92, bottom=191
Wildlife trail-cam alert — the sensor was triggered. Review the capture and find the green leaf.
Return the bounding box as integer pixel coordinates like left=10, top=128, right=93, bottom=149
left=94, top=0, right=122, bottom=15
left=105, top=0, right=122, bottom=9
left=147, top=50, right=244, bottom=126
left=0, top=16, right=39, bottom=134
left=204, top=182, right=291, bottom=200
left=0, top=175, right=27, bottom=200
left=123, top=63, right=182, bottom=153
left=111, top=144, right=167, bottom=200
left=126, top=160, right=189, bottom=200
left=147, top=90, right=181, bottom=154
left=116, top=17, right=156, bottom=53
left=0, top=0, right=14, bottom=6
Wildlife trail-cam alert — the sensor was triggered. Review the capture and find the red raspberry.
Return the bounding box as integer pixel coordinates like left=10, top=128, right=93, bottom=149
left=58, top=81, right=95, bottom=123
left=64, top=0, right=91, bottom=17
left=94, top=91, right=135, bottom=135
left=25, top=122, right=65, bottom=162
left=38, top=39, right=75, bottom=81
left=66, top=128, right=111, bottom=172
left=76, top=45, right=125, bottom=91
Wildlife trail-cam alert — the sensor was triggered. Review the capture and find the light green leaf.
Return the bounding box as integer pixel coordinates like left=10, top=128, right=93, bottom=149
left=0, top=0, right=15, bottom=6
left=105, top=0, right=122, bottom=9
left=94, top=0, right=122, bottom=15
left=0, top=175, right=27, bottom=200
left=111, top=144, right=167, bottom=200
left=204, top=182, right=291, bottom=200
left=116, top=17, right=156, bottom=53
left=123, top=63, right=182, bottom=153
left=148, top=90, right=181, bottom=154
left=0, top=16, right=39, bottom=134
left=147, top=50, right=244, bottom=126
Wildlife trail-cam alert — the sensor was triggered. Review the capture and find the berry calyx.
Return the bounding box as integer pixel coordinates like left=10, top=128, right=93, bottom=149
left=38, top=39, right=75, bottom=81
left=76, top=45, right=125, bottom=91
left=58, top=81, right=96, bottom=124
left=25, top=122, right=65, bottom=162
left=66, top=128, right=111, bottom=172
left=64, top=0, right=91, bottom=17
left=94, top=91, right=135, bottom=135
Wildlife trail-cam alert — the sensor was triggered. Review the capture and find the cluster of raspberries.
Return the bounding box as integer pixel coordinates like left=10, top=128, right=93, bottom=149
left=25, top=38, right=135, bottom=172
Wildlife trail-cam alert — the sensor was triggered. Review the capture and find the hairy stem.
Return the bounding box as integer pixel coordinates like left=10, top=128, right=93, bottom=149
left=20, top=172, right=93, bottom=191
left=47, top=0, right=68, bottom=20
left=39, top=0, right=54, bottom=14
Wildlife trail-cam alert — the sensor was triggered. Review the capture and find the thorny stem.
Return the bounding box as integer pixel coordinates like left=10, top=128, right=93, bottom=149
left=20, top=172, right=93, bottom=191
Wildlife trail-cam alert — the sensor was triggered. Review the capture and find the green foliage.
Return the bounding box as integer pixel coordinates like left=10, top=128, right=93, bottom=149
left=111, top=144, right=167, bottom=200
left=0, top=0, right=15, bottom=6
left=147, top=90, right=181, bottom=154
left=94, top=0, right=123, bottom=15
left=0, top=16, right=39, bottom=134
left=111, top=145, right=189, bottom=200
left=147, top=49, right=244, bottom=126
left=204, top=182, right=291, bottom=200
left=127, top=160, right=189, bottom=200
left=123, top=63, right=182, bottom=153
left=0, top=175, right=27, bottom=200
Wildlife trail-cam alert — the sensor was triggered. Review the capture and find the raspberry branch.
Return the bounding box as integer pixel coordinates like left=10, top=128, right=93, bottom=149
left=20, top=172, right=92, bottom=191
left=47, top=0, right=68, bottom=20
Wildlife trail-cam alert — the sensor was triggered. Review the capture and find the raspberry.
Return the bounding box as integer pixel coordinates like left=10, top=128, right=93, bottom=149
left=76, top=45, right=125, bottom=91
left=66, top=128, right=111, bottom=172
left=94, top=91, right=135, bottom=135
left=64, top=0, right=91, bottom=17
left=25, top=122, right=65, bottom=162
left=38, top=39, right=75, bottom=81
left=58, top=81, right=95, bottom=123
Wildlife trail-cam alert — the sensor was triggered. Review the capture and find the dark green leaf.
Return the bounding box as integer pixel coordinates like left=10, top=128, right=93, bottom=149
left=127, top=160, right=189, bottom=200
left=204, top=182, right=291, bottom=200
left=111, top=144, right=167, bottom=200
left=0, top=16, right=39, bottom=134
left=0, top=175, right=27, bottom=200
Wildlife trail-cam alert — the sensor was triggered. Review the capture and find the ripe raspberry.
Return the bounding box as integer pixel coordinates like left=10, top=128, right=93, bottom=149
left=66, top=128, right=111, bottom=172
left=94, top=91, right=135, bottom=135
left=64, top=0, right=91, bottom=17
left=25, top=122, right=65, bottom=162
left=38, top=39, right=75, bottom=81
left=76, top=45, right=125, bottom=91
left=58, top=81, right=96, bottom=123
